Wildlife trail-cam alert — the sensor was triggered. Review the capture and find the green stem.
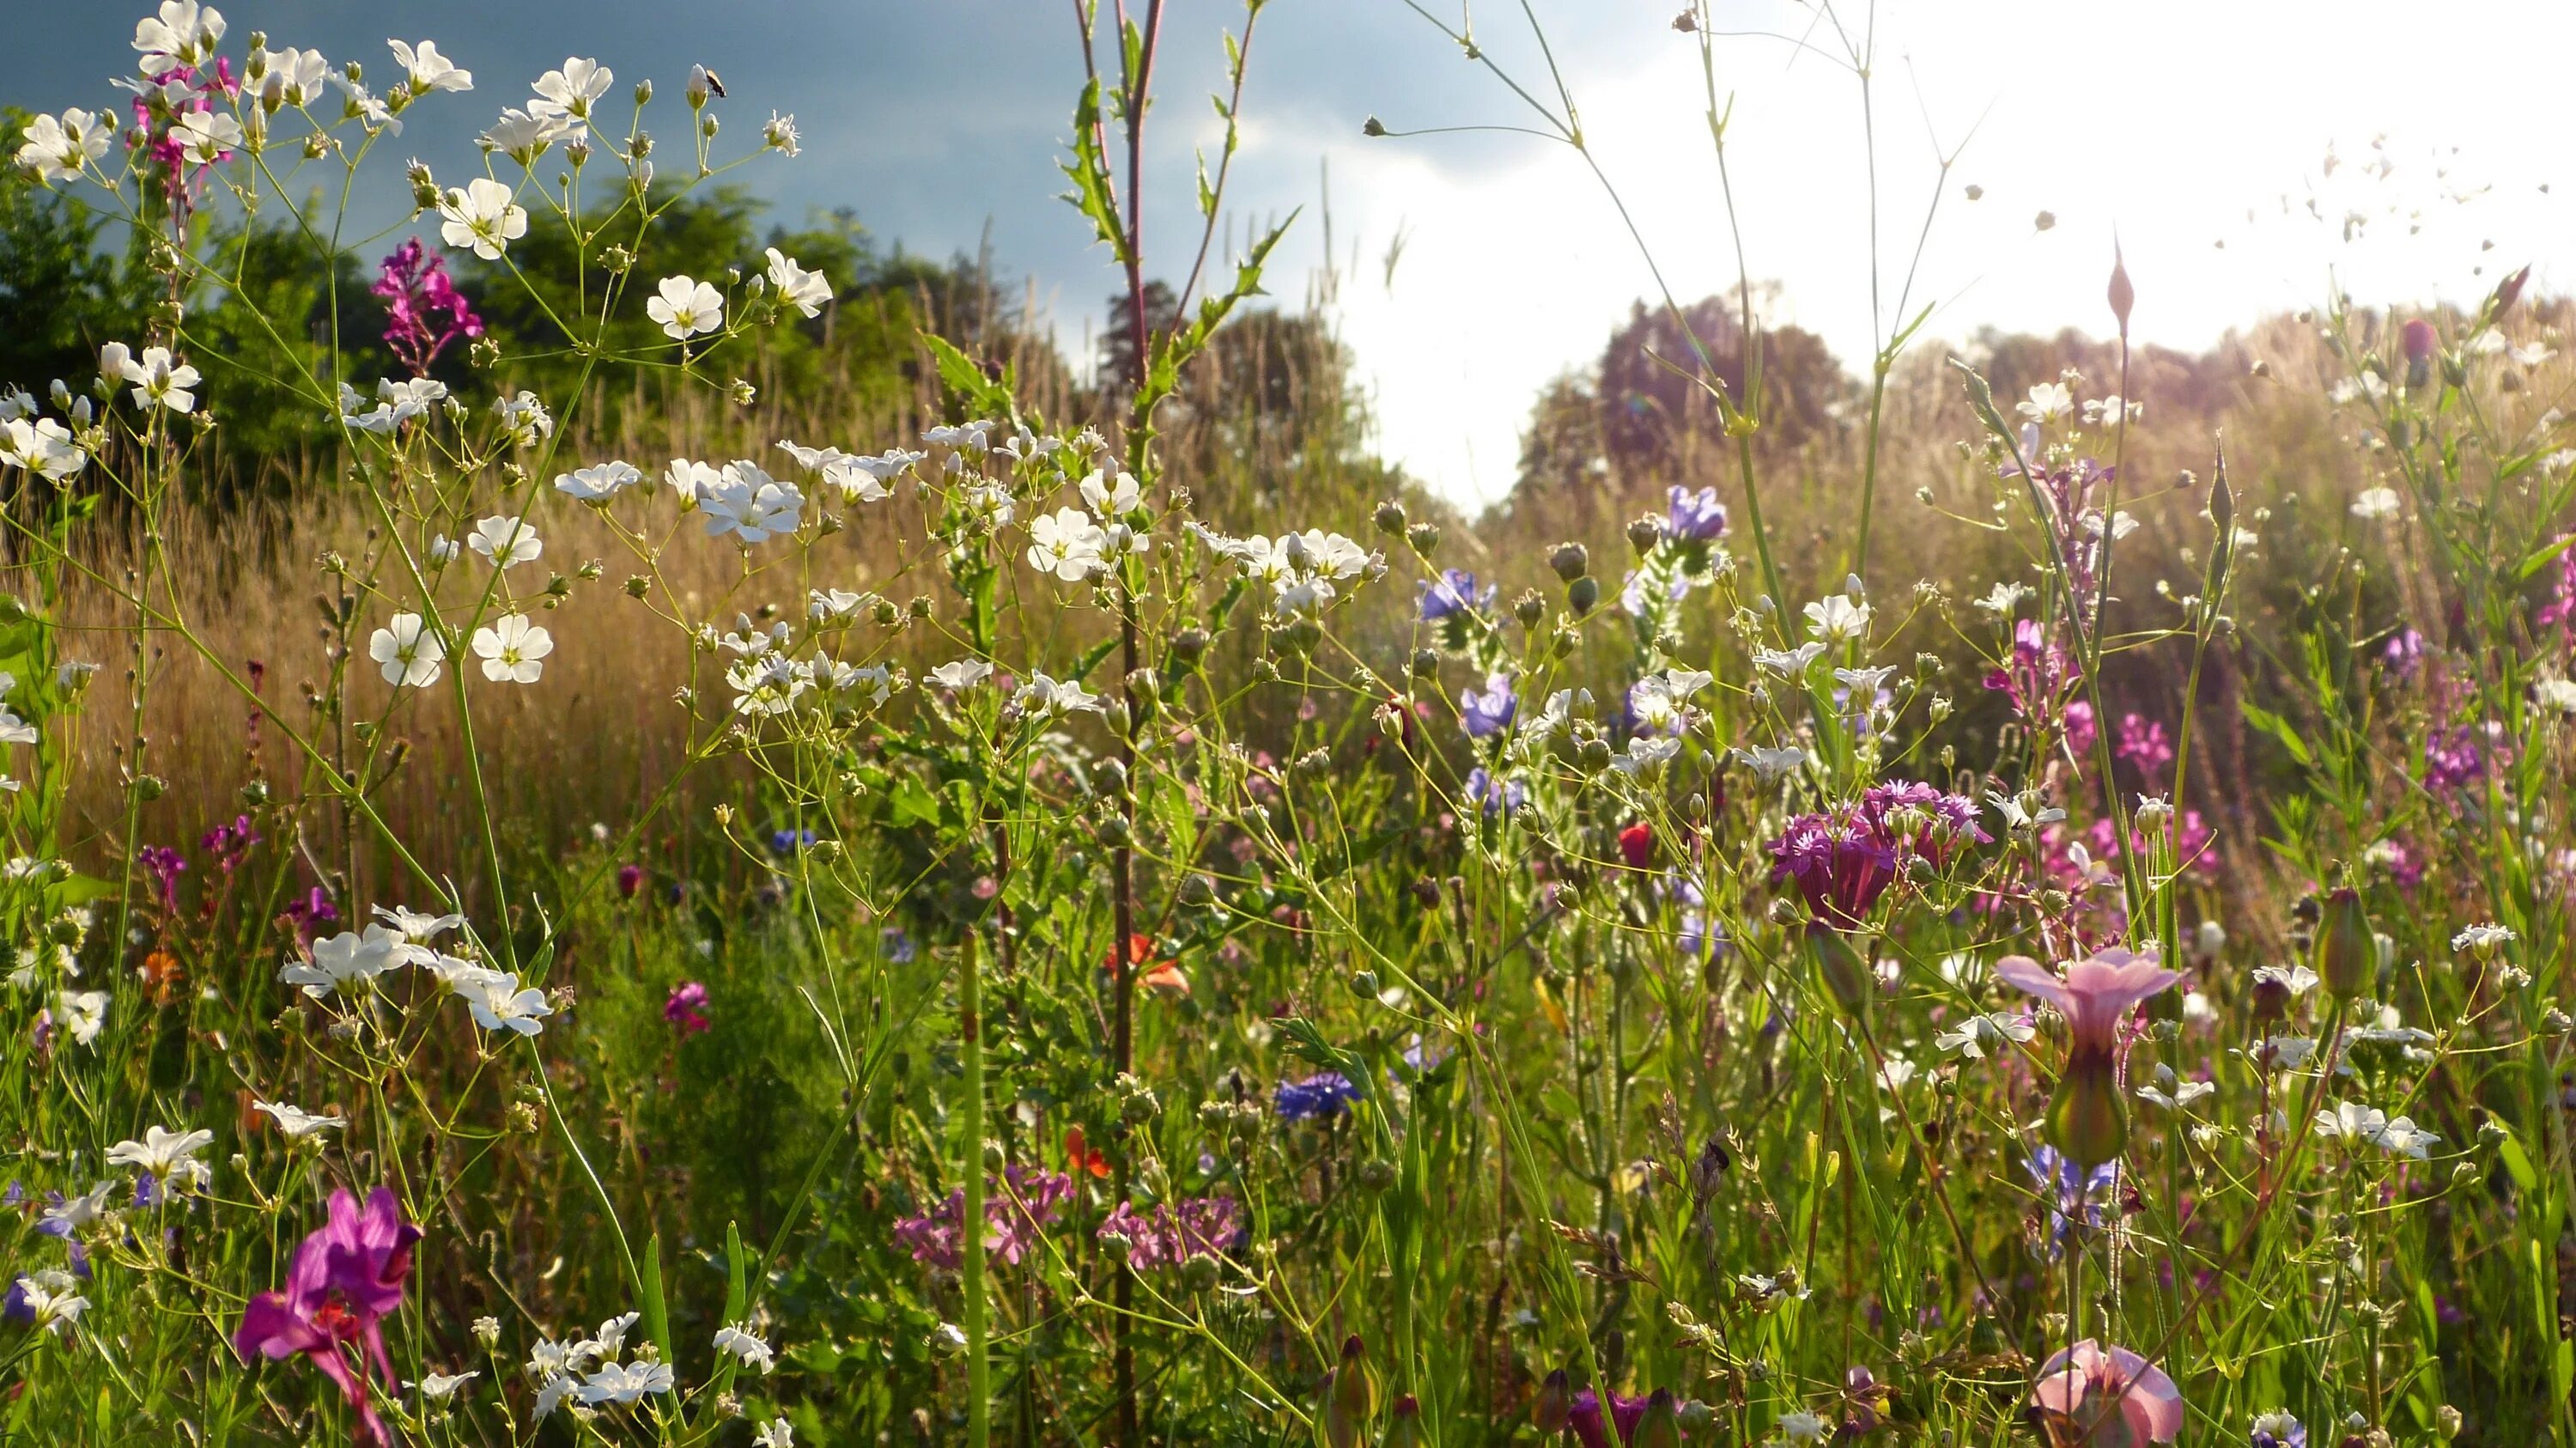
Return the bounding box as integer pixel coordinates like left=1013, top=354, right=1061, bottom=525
left=962, top=929, right=991, bottom=1448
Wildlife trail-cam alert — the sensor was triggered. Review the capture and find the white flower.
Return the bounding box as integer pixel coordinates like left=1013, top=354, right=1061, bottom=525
left=368, top=613, right=446, bottom=687
left=576, top=1360, right=675, bottom=1405
left=587, top=1312, right=641, bottom=1359
left=328, top=75, right=401, bottom=135
left=2017, top=380, right=2072, bottom=423
left=1777, top=1409, right=1828, bottom=1443
left=1735, top=745, right=1806, bottom=782
left=2537, top=677, right=2576, bottom=715
left=1027, top=506, right=1107, bottom=581
left=665, top=458, right=724, bottom=507
left=428, top=535, right=459, bottom=564
left=556, top=460, right=640, bottom=502
left=2511, top=342, right=2556, bottom=368
left=2452, top=922, right=2516, bottom=957
left=134, top=2, right=226, bottom=76
left=10, top=1269, right=87, bottom=1335
left=388, top=39, right=471, bottom=95
left=531, top=58, right=613, bottom=125
left=1931, top=1011, right=2035, bottom=1060
left=697, top=465, right=803, bottom=544
left=754, top=1420, right=795, bottom=1448
left=0, top=418, right=85, bottom=483
left=255, top=48, right=330, bottom=108
left=1973, top=581, right=2029, bottom=617
left=15, top=109, right=112, bottom=185
left=1080, top=469, right=1145, bottom=517
left=929, top=660, right=993, bottom=691
left=713, top=1323, right=775, bottom=1373
left=38, top=1183, right=114, bottom=1236
left=2349, top=486, right=2402, bottom=520
left=253, top=1100, right=344, bottom=1138
left=1752, top=642, right=1826, bottom=677
left=2135, top=1064, right=2215, bottom=1110
left=2251, top=1414, right=2304, bottom=1446
left=467, top=514, right=543, bottom=569
left=2375, top=1115, right=2439, bottom=1159
left=532, top=1372, right=581, bottom=1418
left=169, top=111, right=242, bottom=167
left=106, top=1124, right=215, bottom=1182
left=459, top=970, right=551, bottom=1036
left=471, top=614, right=553, bottom=683
left=1802, top=594, right=1870, bottom=644
left=762, top=111, right=801, bottom=156
left=56, top=991, right=108, bottom=1046
left=493, top=389, right=554, bottom=442
left=1014, top=672, right=1103, bottom=717
left=1610, top=734, right=1683, bottom=776
left=764, top=247, right=830, bottom=318
left=120, top=346, right=201, bottom=415
left=413, top=1370, right=481, bottom=1401
left=480, top=106, right=574, bottom=161
left=281, top=925, right=404, bottom=999
left=437, top=178, right=527, bottom=261
left=647, top=275, right=725, bottom=341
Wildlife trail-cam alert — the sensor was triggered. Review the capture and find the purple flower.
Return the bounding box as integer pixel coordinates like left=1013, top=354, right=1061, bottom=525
left=769, top=827, right=817, bottom=855
left=616, top=863, right=645, bottom=898
left=1768, top=811, right=1899, bottom=929
left=137, top=845, right=186, bottom=914
left=2115, top=713, right=2174, bottom=774
left=891, top=1166, right=1076, bottom=1271
left=372, top=238, right=484, bottom=376
left=1459, top=673, right=1517, bottom=739
left=1567, top=1388, right=1652, bottom=1448
left=283, top=887, right=337, bottom=947
left=1276, top=1071, right=1363, bottom=1122
left=199, top=815, right=261, bottom=873
left=881, top=927, right=916, bottom=964
left=1664, top=484, right=1728, bottom=542
left=2250, top=1414, right=2308, bottom=1448
left=664, top=981, right=710, bottom=1035
left=1418, top=568, right=1492, bottom=622
left=2382, top=627, right=2427, bottom=676
left=1463, top=766, right=1525, bottom=818
left=233, top=1187, right=421, bottom=1447
left=2022, top=1146, right=2117, bottom=1256
left=1097, top=1196, right=1242, bottom=1270
left=2424, top=723, right=2494, bottom=792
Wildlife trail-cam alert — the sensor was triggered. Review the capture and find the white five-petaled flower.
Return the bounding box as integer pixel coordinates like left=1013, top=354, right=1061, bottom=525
left=1013, top=672, right=1103, bottom=718
left=1752, top=642, right=1826, bottom=677
left=437, top=178, right=527, bottom=261
left=471, top=614, right=554, bottom=683
left=713, top=1323, right=775, bottom=1373
left=388, top=39, right=472, bottom=94
left=15, top=109, right=112, bottom=185
left=696, top=465, right=803, bottom=544
left=647, top=275, right=725, bottom=341
left=2017, top=380, right=2072, bottom=423
left=369, top=612, right=446, bottom=687
left=481, top=106, right=574, bottom=160
left=555, top=460, right=640, bottom=502
left=10, top=1269, right=88, bottom=1335
left=1930, top=1010, right=2036, bottom=1060
left=457, top=969, right=551, bottom=1036
left=1027, top=507, right=1107, bottom=581
left=2135, top=1064, right=2216, bottom=1110
left=0, top=417, right=85, bottom=483
left=56, top=991, right=108, bottom=1046
left=169, top=111, right=243, bottom=167
left=762, top=112, right=801, bottom=156
left=1776, top=1409, right=1828, bottom=1443
left=2451, top=922, right=2516, bottom=957
left=120, top=346, right=201, bottom=415
left=255, top=47, right=330, bottom=108
left=2537, top=677, right=2576, bottom=715
left=763, top=248, right=831, bottom=319
left=106, top=1124, right=216, bottom=1182
left=253, top=1100, right=344, bottom=1138
left=467, top=514, right=543, bottom=569
left=412, top=1370, right=481, bottom=1401
left=928, top=660, right=993, bottom=691
left=754, top=1420, right=795, bottom=1448
left=1802, top=593, right=1871, bottom=644
left=2349, top=486, right=2403, bottom=520
left=135, top=2, right=226, bottom=76
left=530, top=58, right=613, bottom=124
left=575, top=1359, right=675, bottom=1405
left=281, top=924, right=404, bottom=999
left=2313, top=1100, right=2440, bottom=1159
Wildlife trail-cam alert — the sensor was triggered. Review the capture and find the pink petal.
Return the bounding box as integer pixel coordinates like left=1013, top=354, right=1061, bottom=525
left=1993, top=955, right=2074, bottom=1017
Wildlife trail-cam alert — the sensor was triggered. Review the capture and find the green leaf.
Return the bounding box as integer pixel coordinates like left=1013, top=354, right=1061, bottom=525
left=641, top=1232, right=674, bottom=1366
left=2518, top=530, right=2576, bottom=581
left=723, top=1220, right=748, bottom=1324
left=2499, top=1130, right=2539, bottom=1194
left=2239, top=702, right=2314, bottom=769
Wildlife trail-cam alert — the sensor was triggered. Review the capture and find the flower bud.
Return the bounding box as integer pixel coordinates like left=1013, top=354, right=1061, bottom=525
left=1514, top=590, right=1546, bottom=628
left=2107, top=244, right=2135, bottom=334
left=1534, top=1369, right=1573, bottom=1434
left=1627, top=515, right=1665, bottom=555
left=2044, top=1047, right=2129, bottom=1171
left=1373, top=499, right=1408, bottom=536
left=1404, top=521, right=1439, bottom=557
left=1567, top=575, right=1600, bottom=615
left=1323, top=1335, right=1374, bottom=1448
left=1549, top=541, right=1590, bottom=581
left=1805, top=923, right=1869, bottom=1015
left=1633, top=1390, right=1682, bottom=1448
left=2402, top=319, right=2439, bottom=391
left=2314, top=886, right=2374, bottom=1000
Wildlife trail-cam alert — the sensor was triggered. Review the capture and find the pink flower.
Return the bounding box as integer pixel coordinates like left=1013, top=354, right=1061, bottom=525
left=663, top=980, right=711, bottom=1034
left=234, top=1187, right=422, bottom=1445
left=1993, top=948, right=2181, bottom=1058
left=2031, top=1339, right=2184, bottom=1445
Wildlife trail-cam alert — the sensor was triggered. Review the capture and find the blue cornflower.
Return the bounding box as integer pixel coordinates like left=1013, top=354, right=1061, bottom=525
left=1275, top=1071, right=1363, bottom=1122
left=1459, top=674, right=1517, bottom=739
left=1417, top=568, right=1492, bottom=623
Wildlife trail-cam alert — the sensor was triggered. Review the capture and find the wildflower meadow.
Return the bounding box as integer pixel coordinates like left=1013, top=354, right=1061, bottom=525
left=3, top=3, right=2573, bottom=1445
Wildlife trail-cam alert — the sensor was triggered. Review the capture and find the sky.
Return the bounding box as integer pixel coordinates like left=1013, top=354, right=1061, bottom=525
left=11, top=1, right=2575, bottom=506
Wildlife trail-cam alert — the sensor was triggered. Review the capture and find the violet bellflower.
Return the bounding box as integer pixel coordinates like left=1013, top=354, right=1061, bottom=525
left=233, top=1187, right=422, bottom=1446
left=1417, top=567, right=1492, bottom=623
left=1664, top=484, right=1728, bottom=543
left=1459, top=673, right=1517, bottom=739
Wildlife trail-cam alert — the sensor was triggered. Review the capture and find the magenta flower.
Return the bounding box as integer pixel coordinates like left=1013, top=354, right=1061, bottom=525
left=1566, top=1388, right=1649, bottom=1448
left=234, top=1187, right=422, bottom=1446
left=892, top=1167, right=1076, bottom=1270
left=663, top=981, right=711, bottom=1035
left=2030, top=1339, right=2184, bottom=1445
left=1097, top=1195, right=1242, bottom=1270
left=373, top=238, right=485, bottom=375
